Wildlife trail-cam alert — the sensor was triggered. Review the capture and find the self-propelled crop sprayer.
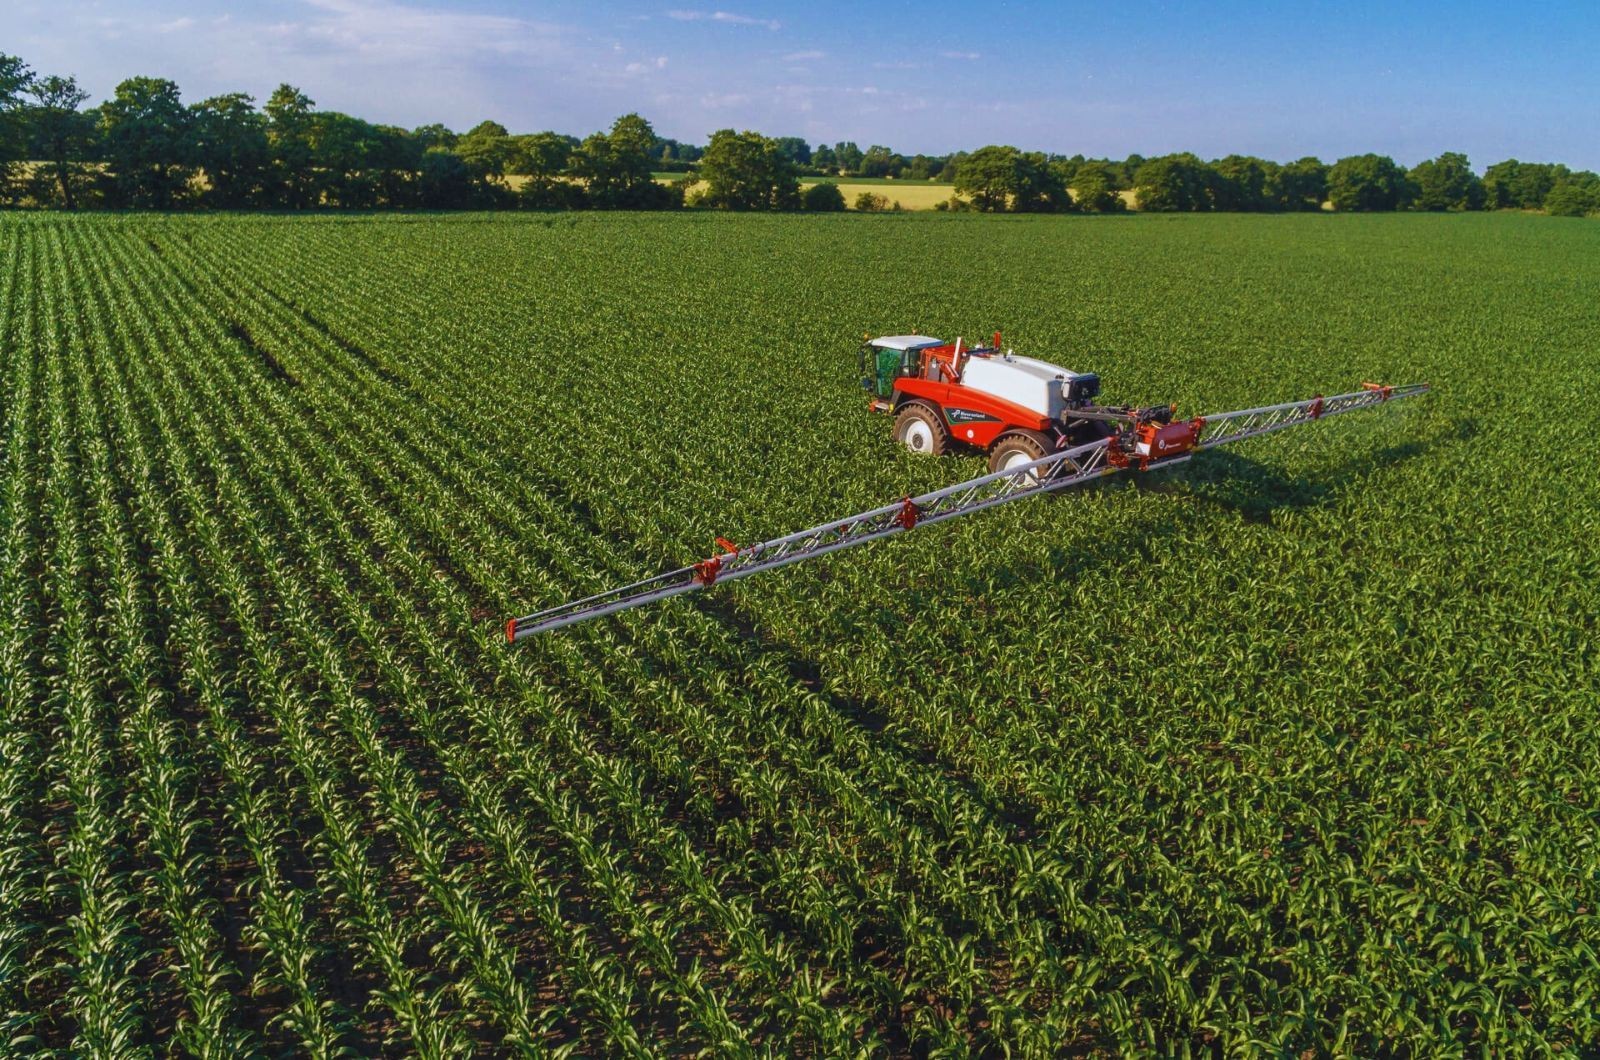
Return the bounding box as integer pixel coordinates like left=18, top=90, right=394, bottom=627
left=506, top=333, right=1428, bottom=640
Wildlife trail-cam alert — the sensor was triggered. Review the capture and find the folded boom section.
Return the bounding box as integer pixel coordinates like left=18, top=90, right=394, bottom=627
left=507, top=383, right=1428, bottom=641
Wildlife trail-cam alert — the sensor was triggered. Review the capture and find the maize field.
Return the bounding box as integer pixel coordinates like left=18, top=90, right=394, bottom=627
left=1, top=210, right=1597, bottom=1056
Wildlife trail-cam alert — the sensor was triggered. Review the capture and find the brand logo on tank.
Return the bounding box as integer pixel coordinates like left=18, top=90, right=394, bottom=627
left=946, top=408, right=999, bottom=424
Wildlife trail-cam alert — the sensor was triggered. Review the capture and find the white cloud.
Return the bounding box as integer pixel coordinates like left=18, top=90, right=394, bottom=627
left=6, top=0, right=669, bottom=136
left=939, top=50, right=981, bottom=60
left=0, top=0, right=1023, bottom=155
left=291, top=0, right=564, bottom=61
left=666, top=10, right=781, bottom=30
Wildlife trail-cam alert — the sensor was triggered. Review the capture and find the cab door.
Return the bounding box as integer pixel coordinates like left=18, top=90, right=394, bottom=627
left=862, top=343, right=921, bottom=400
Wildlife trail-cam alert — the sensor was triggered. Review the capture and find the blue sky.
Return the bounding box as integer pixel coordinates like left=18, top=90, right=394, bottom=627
left=4, top=0, right=1596, bottom=168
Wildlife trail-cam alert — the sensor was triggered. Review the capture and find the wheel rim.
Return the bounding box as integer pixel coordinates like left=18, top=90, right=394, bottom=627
left=1000, top=446, right=1042, bottom=482
left=901, top=419, right=933, bottom=453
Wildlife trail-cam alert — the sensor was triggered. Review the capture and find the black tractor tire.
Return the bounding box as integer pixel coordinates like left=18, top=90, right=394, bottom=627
left=987, top=429, right=1054, bottom=477
left=894, top=402, right=949, bottom=456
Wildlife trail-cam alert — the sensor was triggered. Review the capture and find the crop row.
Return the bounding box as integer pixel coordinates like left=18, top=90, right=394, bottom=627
left=1, top=210, right=1596, bottom=1054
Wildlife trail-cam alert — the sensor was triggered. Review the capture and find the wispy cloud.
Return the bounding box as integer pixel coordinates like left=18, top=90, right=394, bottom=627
left=30, top=0, right=664, bottom=133
left=939, top=50, right=981, bottom=60
left=666, top=10, right=781, bottom=30
left=700, top=90, right=752, bottom=107
left=293, top=0, right=564, bottom=60
left=3, top=0, right=1026, bottom=157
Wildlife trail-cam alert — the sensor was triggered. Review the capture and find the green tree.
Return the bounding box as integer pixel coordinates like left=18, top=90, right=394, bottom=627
left=510, top=131, right=579, bottom=208
left=412, top=123, right=457, bottom=152
left=1071, top=162, right=1124, bottom=213
left=312, top=111, right=384, bottom=207
left=859, top=144, right=902, bottom=179
left=1483, top=159, right=1565, bottom=210
left=369, top=124, right=422, bottom=207
left=697, top=128, right=800, bottom=210
left=1270, top=156, right=1328, bottom=211
left=265, top=84, right=317, bottom=207
left=418, top=146, right=473, bottom=208
left=653, top=136, right=700, bottom=166
left=25, top=74, right=95, bottom=208
left=773, top=136, right=810, bottom=166
left=0, top=53, right=33, bottom=199
left=1408, top=151, right=1484, bottom=211
left=812, top=143, right=836, bottom=171
left=833, top=141, right=863, bottom=174
left=801, top=181, right=845, bottom=211
left=99, top=76, right=193, bottom=208
left=1327, top=153, right=1414, bottom=211
left=1115, top=154, right=1142, bottom=189
left=1210, top=155, right=1271, bottom=211
left=1134, top=153, right=1211, bottom=211
left=1543, top=172, right=1600, bottom=217
left=571, top=113, right=673, bottom=208
left=457, top=119, right=513, bottom=198
left=954, top=145, right=1020, bottom=211
left=1012, top=153, right=1072, bottom=212
left=0, top=54, right=28, bottom=110
left=902, top=154, right=934, bottom=181
left=189, top=92, right=268, bottom=208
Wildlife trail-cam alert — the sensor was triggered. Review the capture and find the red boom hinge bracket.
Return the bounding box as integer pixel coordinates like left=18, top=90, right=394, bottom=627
left=694, top=537, right=741, bottom=586
left=1362, top=382, right=1393, bottom=401
left=1107, top=437, right=1131, bottom=469
left=505, top=617, right=518, bottom=643
left=897, top=496, right=920, bottom=531
left=693, top=555, right=722, bottom=586
left=1308, top=395, right=1324, bottom=419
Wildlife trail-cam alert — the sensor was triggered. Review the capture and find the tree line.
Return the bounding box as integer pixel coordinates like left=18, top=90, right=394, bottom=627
left=922, top=148, right=1595, bottom=217
left=2, top=51, right=1596, bottom=217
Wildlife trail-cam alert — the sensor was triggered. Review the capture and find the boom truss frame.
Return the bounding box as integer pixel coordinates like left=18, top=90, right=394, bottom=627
left=507, top=382, right=1428, bottom=640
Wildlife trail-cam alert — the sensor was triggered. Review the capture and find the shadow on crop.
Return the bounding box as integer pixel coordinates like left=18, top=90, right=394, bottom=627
left=690, top=593, right=1048, bottom=820
left=508, top=412, right=1478, bottom=1051
left=1135, top=415, right=1475, bottom=526
left=676, top=416, right=1480, bottom=792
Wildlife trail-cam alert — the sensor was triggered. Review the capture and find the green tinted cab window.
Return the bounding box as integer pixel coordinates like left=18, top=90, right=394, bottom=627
left=876, top=347, right=901, bottom=397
